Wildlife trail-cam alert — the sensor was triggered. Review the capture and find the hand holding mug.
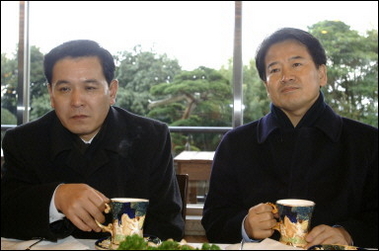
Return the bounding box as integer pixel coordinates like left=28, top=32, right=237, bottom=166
left=54, top=183, right=110, bottom=232
left=267, top=199, right=315, bottom=248
left=244, top=203, right=279, bottom=240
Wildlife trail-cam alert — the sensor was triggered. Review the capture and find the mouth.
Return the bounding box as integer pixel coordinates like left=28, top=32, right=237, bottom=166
left=71, top=114, right=89, bottom=120
left=281, top=86, right=299, bottom=93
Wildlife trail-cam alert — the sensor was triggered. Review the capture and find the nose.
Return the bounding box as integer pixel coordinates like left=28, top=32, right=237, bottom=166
left=280, top=67, right=295, bottom=83
left=70, top=89, right=84, bottom=107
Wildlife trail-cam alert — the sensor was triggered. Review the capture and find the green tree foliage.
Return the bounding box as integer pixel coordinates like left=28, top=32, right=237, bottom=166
left=1, top=21, right=377, bottom=134
left=149, top=66, right=232, bottom=126
left=148, top=66, right=232, bottom=151
left=29, top=46, right=47, bottom=99
left=114, top=45, right=182, bottom=116
left=29, top=93, right=51, bottom=121
left=1, top=53, right=18, bottom=118
left=242, top=60, right=271, bottom=123
left=1, top=107, right=16, bottom=125
left=1, top=46, right=51, bottom=122
left=219, top=21, right=378, bottom=128
left=219, top=58, right=270, bottom=124
left=308, top=21, right=378, bottom=127
left=29, top=46, right=51, bottom=120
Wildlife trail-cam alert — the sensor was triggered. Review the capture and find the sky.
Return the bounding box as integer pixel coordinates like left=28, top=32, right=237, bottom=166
left=1, top=1, right=378, bottom=71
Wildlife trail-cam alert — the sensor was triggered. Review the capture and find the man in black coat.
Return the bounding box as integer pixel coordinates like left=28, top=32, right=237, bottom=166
left=1, top=39, right=184, bottom=242
left=202, top=28, right=378, bottom=248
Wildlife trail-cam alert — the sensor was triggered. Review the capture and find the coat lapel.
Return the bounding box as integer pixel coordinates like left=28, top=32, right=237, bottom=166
left=49, top=107, right=134, bottom=178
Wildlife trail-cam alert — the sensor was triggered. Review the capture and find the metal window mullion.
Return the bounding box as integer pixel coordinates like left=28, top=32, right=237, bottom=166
left=232, top=1, right=243, bottom=128
left=16, top=1, right=30, bottom=125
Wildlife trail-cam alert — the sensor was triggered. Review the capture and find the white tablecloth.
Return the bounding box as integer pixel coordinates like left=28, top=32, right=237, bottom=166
left=1, top=236, right=89, bottom=250
left=3, top=236, right=377, bottom=250
left=1, top=236, right=303, bottom=250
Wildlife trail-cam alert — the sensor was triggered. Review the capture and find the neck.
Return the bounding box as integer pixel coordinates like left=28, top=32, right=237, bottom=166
left=282, top=108, right=308, bottom=127
left=80, top=134, right=97, bottom=144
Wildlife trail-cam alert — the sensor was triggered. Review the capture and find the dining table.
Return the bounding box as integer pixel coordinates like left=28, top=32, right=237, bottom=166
left=4, top=235, right=377, bottom=250
left=0, top=235, right=312, bottom=250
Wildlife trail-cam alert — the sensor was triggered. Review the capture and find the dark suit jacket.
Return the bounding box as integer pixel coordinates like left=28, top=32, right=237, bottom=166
left=202, top=94, right=378, bottom=248
left=1, top=106, right=185, bottom=241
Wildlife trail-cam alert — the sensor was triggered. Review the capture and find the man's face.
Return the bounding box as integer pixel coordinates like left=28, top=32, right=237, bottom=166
left=48, top=56, right=118, bottom=141
left=264, top=39, right=327, bottom=118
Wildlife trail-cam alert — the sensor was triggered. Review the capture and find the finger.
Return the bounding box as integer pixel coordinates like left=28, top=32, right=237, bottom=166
left=305, top=226, right=341, bottom=248
left=246, top=215, right=275, bottom=239
left=65, top=208, right=93, bottom=232
left=246, top=206, right=277, bottom=240
left=314, top=227, right=349, bottom=246
left=78, top=206, right=104, bottom=232
left=64, top=194, right=103, bottom=232
left=306, top=225, right=326, bottom=242
left=80, top=193, right=109, bottom=232
left=251, top=203, right=274, bottom=214
left=88, top=195, right=109, bottom=220
left=83, top=203, right=106, bottom=230
left=264, top=218, right=279, bottom=230
left=249, top=206, right=277, bottom=227
left=85, top=217, right=103, bottom=232
left=94, top=190, right=110, bottom=203
left=89, top=191, right=108, bottom=210
left=91, top=190, right=111, bottom=215
left=265, top=202, right=278, bottom=214
left=71, top=218, right=92, bottom=232
left=321, top=235, right=349, bottom=246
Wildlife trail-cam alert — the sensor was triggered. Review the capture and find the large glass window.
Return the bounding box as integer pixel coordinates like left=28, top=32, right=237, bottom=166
left=3, top=1, right=378, bottom=129
left=1, top=1, right=19, bottom=127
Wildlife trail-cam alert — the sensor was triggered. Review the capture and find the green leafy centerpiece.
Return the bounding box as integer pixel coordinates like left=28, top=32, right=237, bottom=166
left=117, top=234, right=221, bottom=250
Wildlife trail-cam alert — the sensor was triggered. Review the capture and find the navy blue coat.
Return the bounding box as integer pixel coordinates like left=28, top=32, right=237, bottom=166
left=202, top=94, right=378, bottom=248
left=1, top=106, right=185, bottom=241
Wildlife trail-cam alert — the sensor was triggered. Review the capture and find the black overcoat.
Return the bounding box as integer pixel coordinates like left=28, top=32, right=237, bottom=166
left=1, top=106, right=185, bottom=241
left=202, top=94, right=378, bottom=248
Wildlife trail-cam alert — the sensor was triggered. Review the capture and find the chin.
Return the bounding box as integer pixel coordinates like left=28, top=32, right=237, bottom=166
left=68, top=127, right=92, bottom=136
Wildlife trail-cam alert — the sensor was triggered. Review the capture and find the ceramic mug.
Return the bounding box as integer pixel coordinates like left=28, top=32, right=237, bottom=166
left=96, top=198, right=149, bottom=246
left=267, top=199, right=315, bottom=248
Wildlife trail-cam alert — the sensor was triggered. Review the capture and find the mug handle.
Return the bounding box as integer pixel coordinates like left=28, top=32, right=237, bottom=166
left=95, top=203, right=112, bottom=232
left=266, top=202, right=280, bottom=231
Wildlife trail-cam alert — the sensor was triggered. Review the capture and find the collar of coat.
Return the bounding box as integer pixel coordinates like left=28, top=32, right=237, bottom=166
left=49, top=106, right=140, bottom=160
left=257, top=91, right=343, bottom=144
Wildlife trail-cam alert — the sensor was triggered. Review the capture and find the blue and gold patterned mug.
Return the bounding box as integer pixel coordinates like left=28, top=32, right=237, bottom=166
left=96, top=198, right=149, bottom=247
left=267, top=199, right=315, bottom=248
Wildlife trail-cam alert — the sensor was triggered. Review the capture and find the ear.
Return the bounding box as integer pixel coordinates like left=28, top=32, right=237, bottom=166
left=109, top=79, right=119, bottom=105
left=318, top=64, right=328, bottom=87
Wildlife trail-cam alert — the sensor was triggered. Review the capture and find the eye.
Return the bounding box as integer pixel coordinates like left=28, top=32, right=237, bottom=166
left=269, top=68, right=280, bottom=74
left=58, top=86, right=70, bottom=93
left=293, top=62, right=302, bottom=67
left=85, top=85, right=98, bottom=91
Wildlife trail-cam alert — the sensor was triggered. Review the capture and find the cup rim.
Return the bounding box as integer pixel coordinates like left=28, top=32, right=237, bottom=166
left=110, top=198, right=149, bottom=203
left=276, top=199, right=315, bottom=207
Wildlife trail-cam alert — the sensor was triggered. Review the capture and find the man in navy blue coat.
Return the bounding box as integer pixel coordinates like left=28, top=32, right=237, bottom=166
left=202, top=28, right=378, bottom=248
left=1, top=40, right=184, bottom=242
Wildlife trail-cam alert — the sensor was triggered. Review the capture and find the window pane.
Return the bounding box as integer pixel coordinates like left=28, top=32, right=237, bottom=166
left=1, top=1, right=19, bottom=126
left=27, top=1, right=234, bottom=126
left=241, top=1, right=378, bottom=125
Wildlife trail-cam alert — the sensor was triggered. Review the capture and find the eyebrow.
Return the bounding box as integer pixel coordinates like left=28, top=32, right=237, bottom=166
left=82, top=79, right=100, bottom=84
left=267, top=55, right=306, bottom=69
left=53, top=79, right=100, bottom=86
left=53, top=80, right=69, bottom=86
